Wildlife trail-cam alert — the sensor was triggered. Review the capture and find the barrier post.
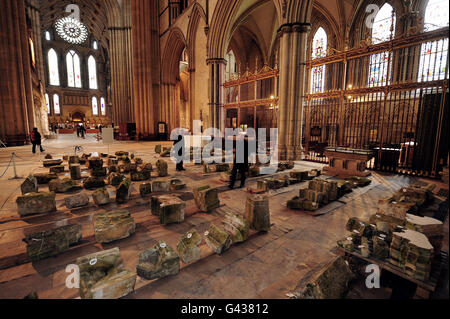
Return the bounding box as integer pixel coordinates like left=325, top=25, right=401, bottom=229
left=9, top=153, right=23, bottom=180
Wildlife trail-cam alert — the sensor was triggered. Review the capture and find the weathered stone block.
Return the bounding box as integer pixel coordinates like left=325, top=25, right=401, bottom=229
left=88, top=157, right=103, bottom=169
left=122, top=163, right=138, bottom=174
left=16, top=192, right=56, bottom=216
left=93, top=188, right=110, bottom=206
left=21, top=175, right=38, bottom=195
left=94, top=210, right=136, bottom=243
left=142, top=163, right=153, bottom=172
left=77, top=247, right=136, bottom=299
left=108, top=173, right=125, bottom=187
left=177, top=230, right=202, bottom=264
left=49, top=178, right=77, bottom=193
left=140, top=183, right=152, bottom=197
left=84, top=177, right=106, bottom=190
left=24, top=224, right=82, bottom=261
left=156, top=159, right=168, bottom=177
left=68, top=164, right=81, bottom=180
left=136, top=242, right=180, bottom=280
left=69, top=156, right=80, bottom=164
left=152, top=179, right=171, bottom=193
left=115, top=151, right=129, bottom=157
left=45, top=154, right=53, bottom=160
left=91, top=167, right=107, bottom=177
left=50, top=165, right=65, bottom=174
left=34, top=172, right=58, bottom=184
left=170, top=179, right=186, bottom=191
left=220, top=208, right=250, bottom=244
left=43, top=159, right=63, bottom=168
left=193, top=186, right=220, bottom=212
left=65, top=193, right=90, bottom=209
left=293, top=256, right=355, bottom=299
left=244, top=195, right=270, bottom=232
left=151, top=195, right=186, bottom=225
left=116, top=178, right=132, bottom=204
left=108, top=165, right=119, bottom=174
left=205, top=224, right=231, bottom=254
left=154, top=145, right=162, bottom=154
left=131, top=170, right=151, bottom=181
left=287, top=197, right=305, bottom=210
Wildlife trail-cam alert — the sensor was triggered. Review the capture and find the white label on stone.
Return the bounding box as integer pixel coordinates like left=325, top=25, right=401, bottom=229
left=89, top=258, right=97, bottom=266
left=347, top=237, right=353, bottom=241
left=160, top=243, right=167, bottom=249
left=353, top=230, right=360, bottom=234
left=205, top=231, right=209, bottom=236
left=380, top=234, right=386, bottom=238
left=187, top=233, right=192, bottom=239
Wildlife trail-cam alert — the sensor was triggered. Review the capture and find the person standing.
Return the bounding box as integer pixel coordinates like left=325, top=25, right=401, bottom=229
left=174, top=133, right=186, bottom=171
left=30, top=128, right=44, bottom=154
left=76, top=125, right=81, bottom=138
left=229, top=134, right=251, bottom=189
left=80, top=124, right=86, bottom=139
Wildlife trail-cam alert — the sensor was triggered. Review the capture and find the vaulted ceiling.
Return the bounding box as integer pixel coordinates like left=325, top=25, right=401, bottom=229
left=39, top=0, right=114, bottom=48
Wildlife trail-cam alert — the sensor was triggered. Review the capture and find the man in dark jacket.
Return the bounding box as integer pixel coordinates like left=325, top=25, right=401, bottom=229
left=30, top=128, right=44, bottom=154
left=229, top=134, right=251, bottom=189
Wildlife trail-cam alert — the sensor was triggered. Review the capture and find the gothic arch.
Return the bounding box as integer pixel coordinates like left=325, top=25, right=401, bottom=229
left=186, top=3, right=207, bottom=70
left=347, top=0, right=406, bottom=47
left=310, top=2, right=341, bottom=52
left=162, top=27, right=187, bottom=85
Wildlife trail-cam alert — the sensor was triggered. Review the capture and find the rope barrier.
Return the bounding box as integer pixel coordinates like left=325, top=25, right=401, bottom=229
left=0, top=155, right=13, bottom=178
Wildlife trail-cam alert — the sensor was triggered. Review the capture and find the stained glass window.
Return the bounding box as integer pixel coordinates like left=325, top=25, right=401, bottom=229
left=424, top=0, right=449, bottom=32
left=88, top=56, right=98, bottom=89
left=45, top=31, right=51, bottom=41
left=45, top=93, right=50, bottom=114
left=53, top=94, right=60, bottom=115
left=48, top=49, right=60, bottom=86
left=418, top=0, right=449, bottom=82
left=368, top=4, right=396, bottom=87
left=101, top=97, right=106, bottom=116
left=93, top=41, right=98, bottom=50
left=66, top=50, right=82, bottom=88
left=310, top=27, right=327, bottom=93
left=92, top=97, right=98, bottom=116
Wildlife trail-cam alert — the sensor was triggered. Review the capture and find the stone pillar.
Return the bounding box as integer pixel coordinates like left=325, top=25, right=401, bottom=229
left=0, top=0, right=35, bottom=145
left=207, top=58, right=226, bottom=131
left=131, top=0, right=160, bottom=137
left=277, top=23, right=311, bottom=160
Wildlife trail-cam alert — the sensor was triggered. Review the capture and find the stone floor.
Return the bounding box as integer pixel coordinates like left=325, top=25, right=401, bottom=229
left=0, top=134, right=448, bottom=299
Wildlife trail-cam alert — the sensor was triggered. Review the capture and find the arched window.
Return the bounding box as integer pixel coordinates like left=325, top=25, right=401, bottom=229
left=53, top=94, right=60, bottom=115
left=93, top=41, right=98, bottom=50
left=48, top=49, right=60, bottom=86
left=45, top=93, right=50, bottom=114
left=368, top=3, right=396, bottom=87
left=92, top=97, right=98, bottom=116
left=45, top=31, right=51, bottom=41
left=418, top=0, right=449, bottom=82
left=88, top=55, right=98, bottom=89
left=310, top=27, right=327, bottom=93
left=100, top=97, right=106, bottom=116
left=66, top=50, right=82, bottom=88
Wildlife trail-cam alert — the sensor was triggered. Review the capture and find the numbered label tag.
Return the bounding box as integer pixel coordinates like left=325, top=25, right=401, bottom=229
left=160, top=243, right=167, bottom=249
left=204, top=231, right=209, bottom=236
left=89, top=258, right=97, bottom=266
left=187, top=233, right=192, bottom=239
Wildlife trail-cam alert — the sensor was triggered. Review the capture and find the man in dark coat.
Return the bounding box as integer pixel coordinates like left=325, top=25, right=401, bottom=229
left=30, top=128, right=44, bottom=154
left=229, top=134, right=251, bottom=189
left=174, top=133, right=186, bottom=171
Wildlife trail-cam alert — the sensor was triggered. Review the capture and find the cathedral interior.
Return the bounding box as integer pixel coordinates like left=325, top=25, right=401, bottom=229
left=0, top=0, right=448, bottom=301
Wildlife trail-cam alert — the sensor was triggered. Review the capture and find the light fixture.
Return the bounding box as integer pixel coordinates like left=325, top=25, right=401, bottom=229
left=55, top=17, right=88, bottom=44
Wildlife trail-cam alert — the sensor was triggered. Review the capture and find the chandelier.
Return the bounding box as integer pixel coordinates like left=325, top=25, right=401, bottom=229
left=55, top=17, right=88, bottom=44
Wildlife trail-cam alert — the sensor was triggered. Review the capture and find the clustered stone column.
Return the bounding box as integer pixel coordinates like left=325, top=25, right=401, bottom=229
left=0, top=0, right=35, bottom=145
left=131, top=0, right=160, bottom=138
left=277, top=23, right=311, bottom=161
left=207, top=58, right=226, bottom=131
